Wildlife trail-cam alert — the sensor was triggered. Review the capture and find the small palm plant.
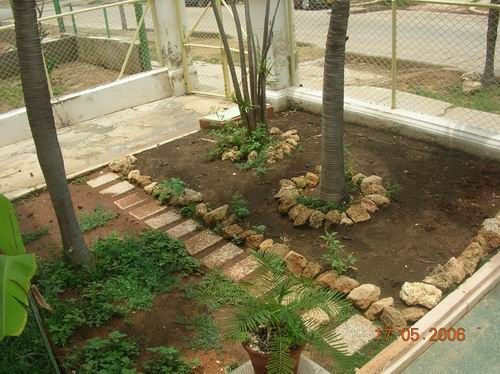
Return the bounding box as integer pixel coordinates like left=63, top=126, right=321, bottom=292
left=225, top=250, right=351, bottom=374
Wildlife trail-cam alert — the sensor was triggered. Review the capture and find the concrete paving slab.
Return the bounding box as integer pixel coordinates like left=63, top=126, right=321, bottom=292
left=99, top=181, right=135, bottom=197
left=129, top=201, right=166, bottom=220
left=231, top=356, right=329, bottom=374
left=201, top=242, right=244, bottom=269
left=166, top=219, right=199, bottom=238
left=333, top=314, right=377, bottom=356
left=224, top=256, right=260, bottom=281
left=114, top=192, right=148, bottom=210
left=86, top=172, right=119, bottom=188
left=184, top=230, right=223, bottom=255
left=144, top=210, right=182, bottom=229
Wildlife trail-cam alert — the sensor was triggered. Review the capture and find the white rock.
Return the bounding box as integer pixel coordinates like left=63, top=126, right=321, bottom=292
left=400, top=282, right=442, bottom=309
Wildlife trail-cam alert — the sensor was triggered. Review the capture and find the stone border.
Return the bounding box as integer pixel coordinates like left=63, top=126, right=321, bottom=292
left=275, top=170, right=392, bottom=228
left=359, top=250, right=500, bottom=373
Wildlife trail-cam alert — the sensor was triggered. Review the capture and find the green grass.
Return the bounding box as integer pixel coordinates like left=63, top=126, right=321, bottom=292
left=21, top=227, right=49, bottom=245
left=177, top=314, right=222, bottom=351
left=184, top=270, right=250, bottom=311
left=409, top=83, right=500, bottom=114
left=35, top=230, right=199, bottom=346
left=0, top=81, right=24, bottom=109
left=78, top=205, right=117, bottom=233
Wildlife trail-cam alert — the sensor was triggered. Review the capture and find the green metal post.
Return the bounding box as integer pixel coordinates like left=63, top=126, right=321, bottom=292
left=391, top=0, right=397, bottom=109
left=103, top=8, right=111, bottom=38
left=69, top=3, right=78, bottom=35
left=52, top=0, right=66, bottom=33
left=134, top=1, right=152, bottom=71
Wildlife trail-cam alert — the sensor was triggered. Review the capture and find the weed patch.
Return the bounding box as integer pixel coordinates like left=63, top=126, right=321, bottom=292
left=21, top=227, right=49, bottom=245
left=230, top=192, right=250, bottom=220
left=177, top=315, right=221, bottom=351
left=144, top=346, right=197, bottom=374
left=297, top=195, right=348, bottom=214
left=153, top=178, right=187, bottom=204
left=320, top=231, right=356, bottom=275
left=78, top=205, right=116, bottom=233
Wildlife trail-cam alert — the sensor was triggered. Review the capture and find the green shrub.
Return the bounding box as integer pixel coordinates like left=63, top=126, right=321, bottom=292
left=320, top=231, right=356, bottom=275
left=78, top=205, right=116, bottom=233
left=385, top=183, right=401, bottom=200
left=180, top=203, right=196, bottom=218
left=21, top=227, right=49, bottom=245
left=230, top=192, right=250, bottom=220
left=64, top=331, right=139, bottom=373
left=143, top=346, right=195, bottom=374
left=153, top=178, right=187, bottom=204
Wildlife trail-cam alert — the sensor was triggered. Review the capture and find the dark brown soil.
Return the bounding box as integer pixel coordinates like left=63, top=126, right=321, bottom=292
left=136, top=110, right=500, bottom=302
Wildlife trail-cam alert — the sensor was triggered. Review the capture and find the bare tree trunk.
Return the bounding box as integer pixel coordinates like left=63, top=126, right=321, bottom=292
left=12, top=0, right=94, bottom=267
left=483, top=0, right=499, bottom=84
left=319, top=0, right=350, bottom=202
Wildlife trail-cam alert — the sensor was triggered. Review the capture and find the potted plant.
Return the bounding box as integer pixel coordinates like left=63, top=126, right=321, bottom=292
left=226, top=250, right=351, bottom=374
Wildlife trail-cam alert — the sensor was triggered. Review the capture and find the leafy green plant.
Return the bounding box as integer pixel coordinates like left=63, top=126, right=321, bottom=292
left=71, top=175, right=89, bottom=185
left=230, top=192, right=250, bottom=220
left=184, top=270, right=249, bottom=311
left=385, top=183, right=401, bottom=200
left=78, top=205, right=116, bottom=233
left=153, top=178, right=187, bottom=204
left=180, top=203, right=196, bottom=218
left=64, top=331, right=139, bottom=373
left=36, top=230, right=199, bottom=346
left=21, top=227, right=49, bottom=245
left=252, top=225, right=267, bottom=234
left=143, top=346, right=195, bottom=374
left=320, top=231, right=356, bottom=275
left=225, top=251, right=351, bottom=374
left=297, top=195, right=348, bottom=214
left=177, top=314, right=222, bottom=351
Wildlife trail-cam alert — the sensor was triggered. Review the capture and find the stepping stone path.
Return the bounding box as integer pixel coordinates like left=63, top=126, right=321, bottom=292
left=86, top=171, right=378, bottom=357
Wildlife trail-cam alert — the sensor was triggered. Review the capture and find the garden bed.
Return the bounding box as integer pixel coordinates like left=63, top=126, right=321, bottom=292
left=135, top=110, right=500, bottom=301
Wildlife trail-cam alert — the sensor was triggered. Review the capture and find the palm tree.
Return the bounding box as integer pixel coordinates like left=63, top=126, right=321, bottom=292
left=483, top=0, right=499, bottom=84
left=12, top=0, right=94, bottom=267
left=319, top=0, right=350, bottom=202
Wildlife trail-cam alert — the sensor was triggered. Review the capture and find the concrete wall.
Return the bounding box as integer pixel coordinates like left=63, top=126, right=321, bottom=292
left=0, top=68, right=171, bottom=147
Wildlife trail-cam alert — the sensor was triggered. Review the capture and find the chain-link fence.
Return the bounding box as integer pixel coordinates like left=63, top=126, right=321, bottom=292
left=295, top=0, right=500, bottom=134
left=0, top=0, right=161, bottom=114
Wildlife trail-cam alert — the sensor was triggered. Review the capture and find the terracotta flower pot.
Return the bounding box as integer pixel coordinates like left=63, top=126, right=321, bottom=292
left=242, top=343, right=304, bottom=374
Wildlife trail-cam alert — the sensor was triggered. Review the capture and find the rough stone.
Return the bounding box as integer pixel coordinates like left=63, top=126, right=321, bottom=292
left=269, top=126, right=282, bottom=135
left=364, top=297, right=394, bottom=321
left=259, top=238, right=274, bottom=251
left=423, top=257, right=466, bottom=290
left=285, top=138, right=298, bottom=147
left=309, top=210, right=326, bottom=229
left=346, top=204, right=371, bottom=223
left=289, top=204, right=306, bottom=221
left=332, top=276, right=360, bottom=294
left=462, top=79, right=483, bottom=95
left=284, top=251, right=308, bottom=276
left=293, top=206, right=314, bottom=227
left=477, top=217, right=500, bottom=252
left=340, top=213, right=354, bottom=226
left=221, top=214, right=237, bottom=228
left=266, top=243, right=290, bottom=259
left=347, top=284, right=381, bottom=309
left=401, top=306, right=428, bottom=323
left=325, top=210, right=342, bottom=226
left=195, top=203, right=209, bottom=217
left=222, top=224, right=244, bottom=239
left=277, top=189, right=300, bottom=214
left=222, top=148, right=240, bottom=161
left=171, top=188, right=203, bottom=206
left=360, top=175, right=387, bottom=196
left=246, top=234, right=264, bottom=249
left=247, top=150, right=258, bottom=163
left=380, top=306, right=407, bottom=333
left=400, top=282, right=442, bottom=309
left=351, top=173, right=367, bottom=185
left=127, top=169, right=152, bottom=187
left=240, top=230, right=257, bottom=240
left=316, top=271, right=338, bottom=289
left=144, top=182, right=158, bottom=195
left=203, top=204, right=229, bottom=226
left=109, top=155, right=137, bottom=175
left=281, top=129, right=298, bottom=137
left=364, top=194, right=391, bottom=207
left=291, top=176, right=307, bottom=189
left=304, top=172, right=320, bottom=187
left=457, top=240, right=487, bottom=276
left=360, top=197, right=379, bottom=214
left=279, top=179, right=295, bottom=189
left=302, top=261, right=322, bottom=279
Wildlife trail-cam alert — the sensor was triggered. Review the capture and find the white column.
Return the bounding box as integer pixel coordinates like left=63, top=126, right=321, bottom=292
left=151, top=0, right=198, bottom=95
left=250, top=0, right=298, bottom=90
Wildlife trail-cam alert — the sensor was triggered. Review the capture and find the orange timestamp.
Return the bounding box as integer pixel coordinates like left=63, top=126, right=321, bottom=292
left=375, top=327, right=466, bottom=342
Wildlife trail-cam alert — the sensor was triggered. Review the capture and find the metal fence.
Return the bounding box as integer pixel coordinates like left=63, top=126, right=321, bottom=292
left=0, top=0, right=161, bottom=114
left=295, top=0, right=500, bottom=134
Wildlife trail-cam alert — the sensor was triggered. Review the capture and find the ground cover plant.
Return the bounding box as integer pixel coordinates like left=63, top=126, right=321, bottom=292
left=78, top=205, right=117, bottom=233
left=321, top=231, right=357, bottom=275
left=21, top=226, right=49, bottom=245
left=153, top=178, right=187, bottom=204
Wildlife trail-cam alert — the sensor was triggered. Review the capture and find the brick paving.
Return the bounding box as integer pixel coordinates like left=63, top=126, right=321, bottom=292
left=114, top=192, right=148, bottom=210
left=184, top=230, right=223, bottom=255
left=145, top=210, right=182, bottom=229
left=99, top=180, right=135, bottom=196
left=129, top=201, right=167, bottom=220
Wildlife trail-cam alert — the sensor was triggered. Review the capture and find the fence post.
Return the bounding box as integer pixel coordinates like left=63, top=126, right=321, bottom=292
left=249, top=0, right=297, bottom=90
left=52, top=0, right=66, bottom=33
left=134, top=1, right=152, bottom=71
left=119, top=4, right=128, bottom=30
left=69, top=3, right=78, bottom=35
left=216, top=0, right=232, bottom=98
left=103, top=8, right=111, bottom=38
left=286, top=0, right=298, bottom=87
left=391, top=0, right=397, bottom=110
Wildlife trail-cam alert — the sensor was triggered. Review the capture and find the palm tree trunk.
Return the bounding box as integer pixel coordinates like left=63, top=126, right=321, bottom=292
left=319, top=0, right=350, bottom=202
left=483, top=0, right=499, bottom=84
left=12, top=0, right=94, bottom=267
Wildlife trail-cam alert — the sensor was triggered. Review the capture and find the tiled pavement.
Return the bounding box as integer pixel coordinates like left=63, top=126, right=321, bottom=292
left=87, top=171, right=378, bottom=358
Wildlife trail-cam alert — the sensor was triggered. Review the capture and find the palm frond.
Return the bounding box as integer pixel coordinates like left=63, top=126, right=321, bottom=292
left=267, top=332, right=295, bottom=374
